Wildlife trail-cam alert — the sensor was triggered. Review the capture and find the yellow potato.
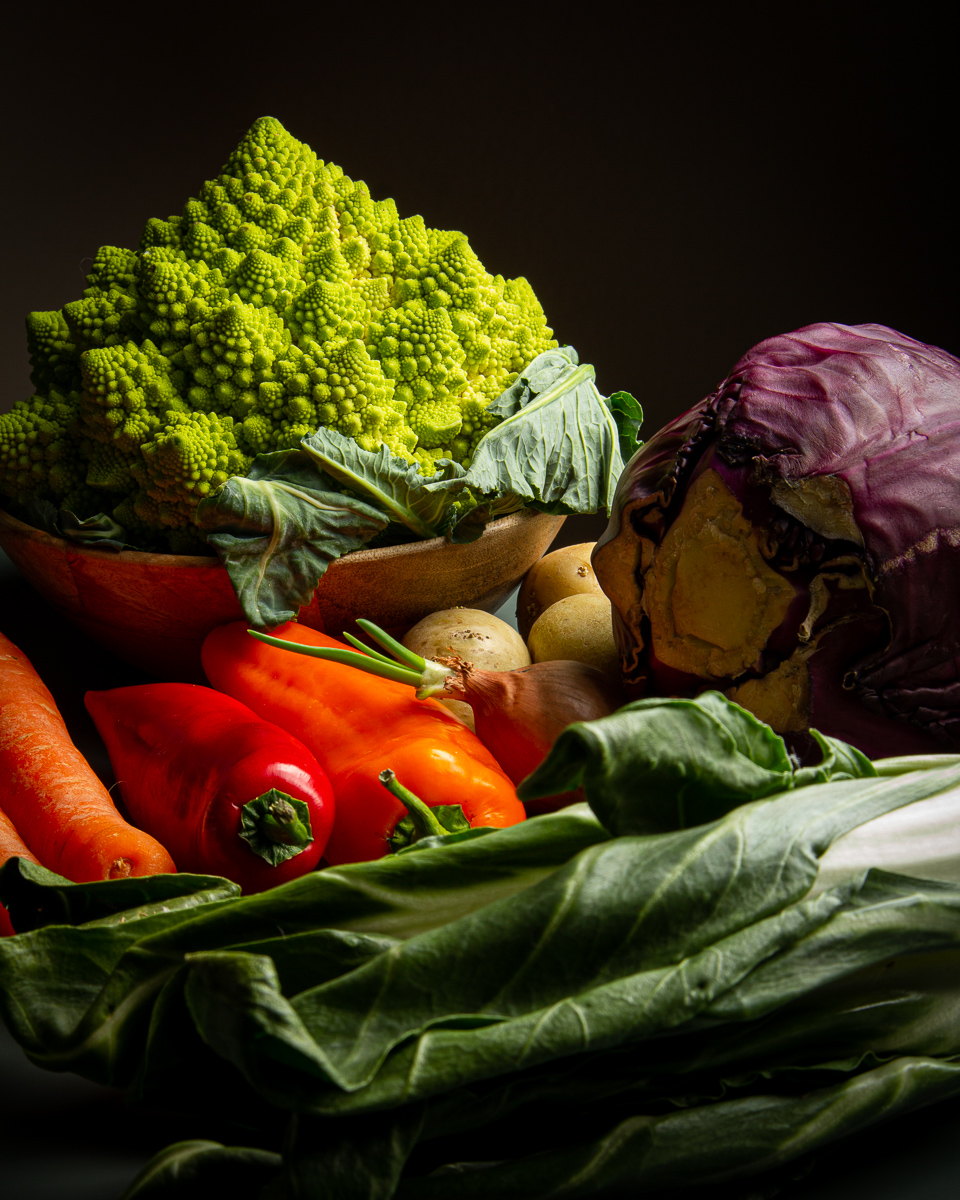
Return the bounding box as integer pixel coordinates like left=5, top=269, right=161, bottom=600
left=402, top=607, right=530, bottom=671
left=516, top=542, right=604, bottom=639
left=527, top=593, right=620, bottom=681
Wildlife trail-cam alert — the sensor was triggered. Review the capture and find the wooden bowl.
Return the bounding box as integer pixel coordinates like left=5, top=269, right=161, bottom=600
left=0, top=507, right=564, bottom=682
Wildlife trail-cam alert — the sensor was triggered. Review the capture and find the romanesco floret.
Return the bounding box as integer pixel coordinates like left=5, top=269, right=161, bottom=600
left=85, top=440, right=141, bottom=493
left=178, top=300, right=289, bottom=440
left=0, top=389, right=90, bottom=511
left=132, top=411, right=251, bottom=529
left=300, top=336, right=412, bottom=457
left=25, top=310, right=80, bottom=393
left=135, top=248, right=231, bottom=352
left=78, top=340, right=189, bottom=453
left=8, top=116, right=558, bottom=547
left=62, top=290, right=140, bottom=353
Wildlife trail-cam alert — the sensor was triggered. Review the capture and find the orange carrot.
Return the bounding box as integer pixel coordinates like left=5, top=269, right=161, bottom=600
left=0, top=803, right=40, bottom=936
left=0, top=630, right=176, bottom=883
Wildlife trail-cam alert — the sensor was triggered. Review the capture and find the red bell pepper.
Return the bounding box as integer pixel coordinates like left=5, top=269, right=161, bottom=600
left=84, top=683, right=335, bottom=893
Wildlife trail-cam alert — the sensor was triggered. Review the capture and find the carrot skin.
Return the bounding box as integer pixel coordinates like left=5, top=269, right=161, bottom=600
left=0, top=804, right=40, bottom=936
left=0, top=631, right=176, bottom=882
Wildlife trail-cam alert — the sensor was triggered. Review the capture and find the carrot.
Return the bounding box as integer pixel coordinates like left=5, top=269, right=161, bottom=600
left=0, top=630, right=176, bottom=883
left=0, top=803, right=40, bottom=936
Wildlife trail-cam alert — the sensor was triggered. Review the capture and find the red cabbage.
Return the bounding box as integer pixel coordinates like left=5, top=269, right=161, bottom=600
left=593, top=322, right=960, bottom=758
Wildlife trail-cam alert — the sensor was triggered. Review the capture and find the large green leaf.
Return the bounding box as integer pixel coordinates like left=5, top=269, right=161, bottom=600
left=284, top=1107, right=424, bottom=1200
left=300, top=429, right=467, bottom=539
left=0, top=807, right=607, bottom=1087
left=346, top=875, right=960, bottom=1142
left=175, top=767, right=960, bottom=1105
left=120, top=1140, right=282, bottom=1200
left=392, top=1056, right=960, bottom=1199
left=462, top=347, right=625, bottom=517
left=0, top=858, right=239, bottom=932
left=196, top=448, right=389, bottom=627
left=8, top=763, right=960, bottom=1198
left=125, top=868, right=960, bottom=1195
left=518, top=692, right=877, bottom=835
left=195, top=881, right=852, bottom=1101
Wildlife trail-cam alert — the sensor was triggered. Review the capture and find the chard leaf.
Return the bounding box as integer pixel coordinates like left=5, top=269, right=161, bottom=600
left=367, top=877, right=960, bottom=1141
left=703, top=868, right=960, bottom=1029
left=519, top=692, right=798, bottom=834
left=462, top=346, right=626, bottom=517
left=292, top=884, right=851, bottom=1099
left=518, top=692, right=879, bottom=836
left=120, top=1140, right=282, bottom=1200
left=309, top=869, right=960, bottom=1125
left=196, top=448, right=388, bottom=628
left=0, top=857, right=239, bottom=933
left=278, top=768, right=960, bottom=1101
left=0, top=808, right=606, bottom=1087
left=299, top=428, right=467, bottom=539
left=391, top=1056, right=960, bottom=1199
left=283, top=1108, right=423, bottom=1200
left=795, top=729, right=878, bottom=786
left=135, top=933, right=402, bottom=1123
left=183, top=951, right=334, bottom=1102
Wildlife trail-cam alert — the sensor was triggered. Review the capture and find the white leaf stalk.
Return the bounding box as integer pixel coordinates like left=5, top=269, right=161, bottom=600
left=814, top=755, right=960, bottom=895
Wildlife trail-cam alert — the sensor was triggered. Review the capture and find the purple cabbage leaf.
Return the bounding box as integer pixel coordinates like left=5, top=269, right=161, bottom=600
left=593, top=322, right=960, bottom=758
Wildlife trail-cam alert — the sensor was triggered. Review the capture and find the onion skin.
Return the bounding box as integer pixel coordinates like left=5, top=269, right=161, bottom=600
left=435, top=657, right=625, bottom=814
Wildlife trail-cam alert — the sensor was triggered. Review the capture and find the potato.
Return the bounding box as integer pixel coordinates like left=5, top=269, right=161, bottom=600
left=516, top=542, right=605, bottom=639
left=527, top=593, right=620, bottom=681
left=402, top=608, right=531, bottom=731
left=403, top=607, right=531, bottom=671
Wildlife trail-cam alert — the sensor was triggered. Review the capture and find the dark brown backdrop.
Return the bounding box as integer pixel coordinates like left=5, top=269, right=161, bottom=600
left=3, top=8, right=955, bottom=443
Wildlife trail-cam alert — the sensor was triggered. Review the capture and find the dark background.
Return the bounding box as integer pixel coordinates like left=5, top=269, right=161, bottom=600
left=2, top=8, right=956, bottom=439
left=2, top=9, right=959, bottom=1197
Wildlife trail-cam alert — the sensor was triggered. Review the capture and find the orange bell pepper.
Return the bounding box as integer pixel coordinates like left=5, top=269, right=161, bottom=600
left=201, top=621, right=525, bottom=864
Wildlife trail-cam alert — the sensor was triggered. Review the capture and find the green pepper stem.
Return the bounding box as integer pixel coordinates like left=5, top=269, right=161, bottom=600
left=379, top=769, right=448, bottom=838
left=257, top=794, right=312, bottom=846
left=239, top=789, right=315, bottom=865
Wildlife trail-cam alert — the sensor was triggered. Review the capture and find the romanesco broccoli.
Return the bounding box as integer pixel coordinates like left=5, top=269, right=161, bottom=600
left=1, top=117, right=558, bottom=549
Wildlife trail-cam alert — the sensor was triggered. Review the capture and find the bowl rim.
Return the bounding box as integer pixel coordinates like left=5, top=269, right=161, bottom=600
left=0, top=503, right=552, bottom=568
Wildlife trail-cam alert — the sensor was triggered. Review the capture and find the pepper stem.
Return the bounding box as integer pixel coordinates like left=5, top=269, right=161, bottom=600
left=239, top=789, right=315, bottom=866
left=380, top=769, right=471, bottom=852
left=379, top=769, right=448, bottom=838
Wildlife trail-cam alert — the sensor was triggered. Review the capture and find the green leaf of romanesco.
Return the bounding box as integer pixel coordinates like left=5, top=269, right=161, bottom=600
left=196, top=449, right=388, bottom=628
